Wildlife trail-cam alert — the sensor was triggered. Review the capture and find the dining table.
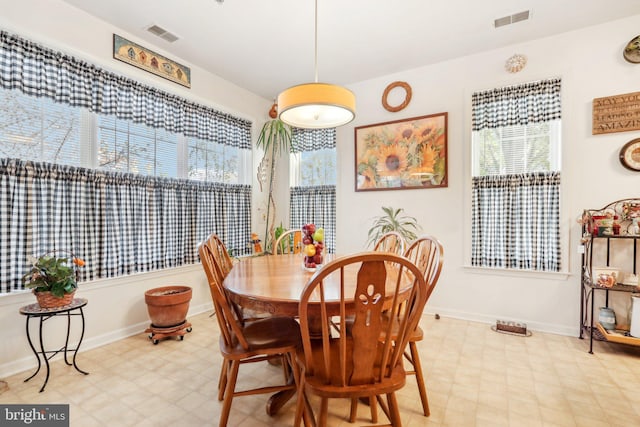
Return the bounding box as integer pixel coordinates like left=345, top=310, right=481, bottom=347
left=223, top=252, right=336, bottom=318
left=222, top=252, right=414, bottom=416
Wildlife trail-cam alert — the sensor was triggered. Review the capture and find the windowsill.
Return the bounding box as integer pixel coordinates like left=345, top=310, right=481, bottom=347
left=0, top=263, right=204, bottom=305
left=462, top=265, right=572, bottom=281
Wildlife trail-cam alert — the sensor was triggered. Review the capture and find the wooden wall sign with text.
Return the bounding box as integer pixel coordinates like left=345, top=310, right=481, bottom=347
left=593, top=91, right=640, bottom=135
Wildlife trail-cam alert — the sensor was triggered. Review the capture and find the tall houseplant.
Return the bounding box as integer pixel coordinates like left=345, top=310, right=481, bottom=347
left=256, top=116, right=292, bottom=252
left=366, top=206, right=421, bottom=248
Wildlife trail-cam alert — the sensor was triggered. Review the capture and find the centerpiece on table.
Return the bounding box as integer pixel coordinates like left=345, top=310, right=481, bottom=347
left=22, top=250, right=85, bottom=308
left=302, top=223, right=325, bottom=271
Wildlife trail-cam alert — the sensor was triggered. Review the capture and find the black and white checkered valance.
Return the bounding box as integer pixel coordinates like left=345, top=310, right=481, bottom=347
left=471, top=78, right=562, bottom=131
left=0, top=158, right=252, bottom=293
left=0, top=30, right=251, bottom=149
left=290, top=185, right=336, bottom=254
left=291, top=128, right=336, bottom=153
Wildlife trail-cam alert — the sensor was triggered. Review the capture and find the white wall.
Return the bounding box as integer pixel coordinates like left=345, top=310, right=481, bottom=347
left=0, top=0, right=271, bottom=378
left=335, top=14, right=640, bottom=336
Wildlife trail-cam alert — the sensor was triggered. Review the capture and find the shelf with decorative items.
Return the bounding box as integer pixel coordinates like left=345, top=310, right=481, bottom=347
left=579, top=198, right=640, bottom=353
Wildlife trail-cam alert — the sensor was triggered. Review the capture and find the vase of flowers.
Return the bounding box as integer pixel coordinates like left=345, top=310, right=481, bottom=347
left=22, top=250, right=85, bottom=308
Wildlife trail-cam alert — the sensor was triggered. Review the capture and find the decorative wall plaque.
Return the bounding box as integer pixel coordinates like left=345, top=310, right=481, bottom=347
left=592, top=91, right=640, bottom=135
left=113, top=34, right=191, bottom=88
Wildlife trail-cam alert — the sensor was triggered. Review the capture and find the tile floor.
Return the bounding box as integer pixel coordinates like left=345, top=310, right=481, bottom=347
left=2, top=312, right=640, bottom=426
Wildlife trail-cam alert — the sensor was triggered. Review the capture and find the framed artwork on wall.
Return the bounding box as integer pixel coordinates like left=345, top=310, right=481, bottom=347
left=354, top=112, right=448, bottom=191
left=113, top=34, right=191, bottom=88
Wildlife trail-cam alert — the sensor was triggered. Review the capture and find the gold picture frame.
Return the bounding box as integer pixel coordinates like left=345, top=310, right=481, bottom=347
left=113, top=34, right=191, bottom=88
left=355, top=113, right=448, bottom=191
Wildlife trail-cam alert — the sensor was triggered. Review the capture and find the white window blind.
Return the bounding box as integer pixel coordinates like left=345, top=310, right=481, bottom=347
left=473, top=122, right=560, bottom=176
left=188, top=136, right=249, bottom=184
left=0, top=88, right=82, bottom=166
left=98, top=115, right=179, bottom=177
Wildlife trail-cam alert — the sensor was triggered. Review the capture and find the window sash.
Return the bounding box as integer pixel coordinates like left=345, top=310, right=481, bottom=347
left=472, top=120, right=561, bottom=176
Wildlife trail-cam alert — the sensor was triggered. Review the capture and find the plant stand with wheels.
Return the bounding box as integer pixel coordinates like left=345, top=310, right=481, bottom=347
left=145, top=321, right=193, bottom=345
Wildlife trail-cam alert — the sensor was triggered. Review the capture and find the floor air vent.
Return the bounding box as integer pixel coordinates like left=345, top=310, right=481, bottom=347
left=492, top=319, right=531, bottom=337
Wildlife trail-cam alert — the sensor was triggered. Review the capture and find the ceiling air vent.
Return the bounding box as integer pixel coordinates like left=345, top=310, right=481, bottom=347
left=146, top=24, right=179, bottom=43
left=494, top=10, right=530, bottom=28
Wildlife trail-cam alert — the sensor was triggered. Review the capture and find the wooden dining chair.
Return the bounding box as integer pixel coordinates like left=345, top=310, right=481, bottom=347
left=373, top=231, right=406, bottom=255
left=398, top=234, right=444, bottom=417
left=294, top=252, right=428, bottom=427
left=199, top=237, right=303, bottom=427
left=273, top=229, right=303, bottom=254
left=206, top=233, right=234, bottom=278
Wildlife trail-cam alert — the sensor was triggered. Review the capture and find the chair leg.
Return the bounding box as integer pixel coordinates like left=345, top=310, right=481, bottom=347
left=294, top=363, right=316, bottom=427
left=281, top=354, right=291, bottom=383
left=219, top=359, right=239, bottom=427
left=294, top=370, right=305, bottom=427
left=218, top=358, right=230, bottom=401
left=386, top=392, right=402, bottom=427
left=349, top=398, right=358, bottom=422
left=369, top=396, right=378, bottom=423
left=319, top=397, right=329, bottom=426
left=376, top=394, right=391, bottom=422
left=409, top=341, right=430, bottom=416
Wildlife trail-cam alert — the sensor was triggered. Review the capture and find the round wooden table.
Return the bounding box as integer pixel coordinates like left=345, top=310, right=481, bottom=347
left=224, top=252, right=413, bottom=317
left=223, top=253, right=337, bottom=317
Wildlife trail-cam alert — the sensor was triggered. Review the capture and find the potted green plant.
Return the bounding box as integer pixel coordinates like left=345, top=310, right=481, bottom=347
left=22, top=250, right=85, bottom=308
left=256, top=114, right=292, bottom=252
left=366, top=206, right=421, bottom=248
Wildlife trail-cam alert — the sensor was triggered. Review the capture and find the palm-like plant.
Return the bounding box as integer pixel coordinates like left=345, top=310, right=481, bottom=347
left=256, top=118, right=292, bottom=251
left=366, top=206, right=421, bottom=248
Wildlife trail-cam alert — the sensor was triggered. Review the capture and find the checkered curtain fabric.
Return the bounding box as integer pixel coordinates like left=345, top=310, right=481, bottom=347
left=471, top=78, right=562, bottom=131
left=471, top=172, right=561, bottom=271
left=289, top=128, right=336, bottom=253
left=290, top=186, right=336, bottom=254
left=0, top=30, right=251, bottom=149
left=291, top=128, right=336, bottom=153
left=0, top=159, right=252, bottom=293
left=471, top=78, right=562, bottom=272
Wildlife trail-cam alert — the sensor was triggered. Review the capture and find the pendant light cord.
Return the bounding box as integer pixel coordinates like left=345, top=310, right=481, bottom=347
left=314, top=0, right=318, bottom=83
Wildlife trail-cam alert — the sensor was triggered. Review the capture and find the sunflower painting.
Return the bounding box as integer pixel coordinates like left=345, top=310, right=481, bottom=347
left=355, top=113, right=448, bottom=191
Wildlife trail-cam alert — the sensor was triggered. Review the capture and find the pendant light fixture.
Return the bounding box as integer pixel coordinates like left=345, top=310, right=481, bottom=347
left=277, top=0, right=356, bottom=129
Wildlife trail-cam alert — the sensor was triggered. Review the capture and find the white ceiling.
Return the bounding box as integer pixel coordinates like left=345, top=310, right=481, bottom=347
left=60, top=0, right=640, bottom=100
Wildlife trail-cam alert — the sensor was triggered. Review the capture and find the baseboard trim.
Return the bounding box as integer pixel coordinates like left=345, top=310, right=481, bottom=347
left=423, top=307, right=578, bottom=337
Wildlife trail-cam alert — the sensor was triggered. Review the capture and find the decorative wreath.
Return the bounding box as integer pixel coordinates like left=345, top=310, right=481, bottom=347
left=382, top=81, right=412, bottom=112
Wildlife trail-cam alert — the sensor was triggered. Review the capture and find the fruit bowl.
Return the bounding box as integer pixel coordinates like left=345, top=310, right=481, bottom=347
left=302, top=263, right=322, bottom=273
left=301, top=222, right=325, bottom=272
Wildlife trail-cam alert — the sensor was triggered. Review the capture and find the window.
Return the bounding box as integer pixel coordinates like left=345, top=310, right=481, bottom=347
left=289, top=128, right=337, bottom=253
left=187, top=136, right=250, bottom=184
left=0, top=89, right=82, bottom=167
left=289, top=148, right=336, bottom=187
left=473, top=122, right=560, bottom=176
left=471, top=78, right=562, bottom=272
left=98, top=114, right=179, bottom=177
left=0, top=29, right=253, bottom=293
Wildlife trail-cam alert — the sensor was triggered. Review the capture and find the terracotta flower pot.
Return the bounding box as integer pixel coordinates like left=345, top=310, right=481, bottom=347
left=144, top=286, right=192, bottom=328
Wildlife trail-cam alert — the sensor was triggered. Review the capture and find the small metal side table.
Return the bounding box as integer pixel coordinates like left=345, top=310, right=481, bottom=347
left=19, top=298, right=89, bottom=392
